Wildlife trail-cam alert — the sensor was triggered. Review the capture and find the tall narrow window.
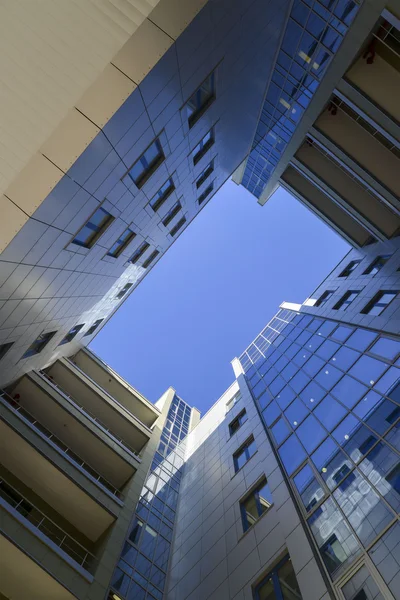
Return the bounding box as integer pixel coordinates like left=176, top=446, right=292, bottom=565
left=333, top=291, right=359, bottom=311
left=130, top=242, right=150, bottom=264
left=128, top=139, right=164, bottom=188
left=116, top=283, right=133, bottom=300
left=192, top=129, right=214, bottom=165
left=142, top=250, right=160, bottom=269
left=339, top=260, right=361, bottom=277
left=150, top=178, right=175, bottom=212
left=363, top=254, right=392, bottom=275
left=226, top=392, right=241, bottom=413
left=361, top=291, right=398, bottom=316
left=240, top=477, right=273, bottom=531
left=0, top=342, right=14, bottom=361
left=170, top=217, right=186, bottom=237
left=196, top=160, right=214, bottom=188
left=233, top=436, right=256, bottom=472
left=59, top=324, right=84, bottom=346
left=315, top=290, right=335, bottom=307
left=198, top=182, right=214, bottom=205
left=186, top=72, right=216, bottom=128
left=229, top=409, right=247, bottom=436
left=107, top=228, right=136, bottom=258
left=254, top=555, right=302, bottom=599
left=162, top=201, right=182, bottom=228
left=72, top=207, right=114, bottom=248
left=84, top=319, right=104, bottom=336
left=22, top=331, right=57, bottom=358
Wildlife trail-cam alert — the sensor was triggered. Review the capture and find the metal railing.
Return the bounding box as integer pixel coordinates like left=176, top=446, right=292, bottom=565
left=0, top=390, right=123, bottom=500
left=38, top=370, right=141, bottom=460
left=0, top=478, right=97, bottom=573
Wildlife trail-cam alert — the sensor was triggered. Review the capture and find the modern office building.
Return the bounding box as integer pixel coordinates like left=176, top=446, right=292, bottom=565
left=237, top=0, right=400, bottom=248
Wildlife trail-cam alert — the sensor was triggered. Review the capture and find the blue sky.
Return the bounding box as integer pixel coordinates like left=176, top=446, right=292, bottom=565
left=91, top=180, right=349, bottom=415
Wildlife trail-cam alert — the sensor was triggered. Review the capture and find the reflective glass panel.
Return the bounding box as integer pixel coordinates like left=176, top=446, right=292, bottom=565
left=296, top=415, right=327, bottom=453
left=330, top=325, right=353, bottom=342
left=359, top=442, right=400, bottom=513
left=284, top=398, right=309, bottom=428
left=271, top=418, right=291, bottom=445
left=349, top=356, right=388, bottom=386
left=370, top=337, right=400, bottom=362
left=293, top=464, right=325, bottom=513
left=315, top=396, right=347, bottom=431
left=279, top=435, right=307, bottom=475
left=299, top=381, right=326, bottom=409
left=330, top=346, right=360, bottom=371
left=312, top=437, right=352, bottom=491
left=331, top=375, right=368, bottom=409
left=315, top=365, right=342, bottom=391
left=346, top=329, right=378, bottom=352
left=276, top=386, right=296, bottom=410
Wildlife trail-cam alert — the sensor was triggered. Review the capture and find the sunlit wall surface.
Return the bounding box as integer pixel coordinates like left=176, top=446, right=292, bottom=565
left=242, top=0, right=362, bottom=197
left=240, top=310, right=400, bottom=598
left=108, top=395, right=192, bottom=600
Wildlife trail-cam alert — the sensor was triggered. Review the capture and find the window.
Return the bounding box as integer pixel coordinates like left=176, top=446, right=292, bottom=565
left=22, top=331, right=57, bottom=358
left=254, top=555, right=302, bottom=600
left=84, top=319, right=103, bottom=336
left=240, top=477, right=273, bottom=531
left=72, top=207, right=114, bottom=248
left=361, top=291, right=398, bottom=316
left=150, top=178, right=175, bottom=212
left=226, top=392, right=241, bottom=413
left=162, top=201, right=182, bottom=228
left=315, top=290, right=335, bottom=307
left=192, top=129, right=214, bottom=165
left=0, top=342, right=14, bottom=361
left=142, top=250, right=159, bottom=269
left=186, top=72, right=215, bottom=128
left=233, top=436, right=256, bottom=472
left=386, top=406, right=400, bottom=425
left=386, top=463, right=400, bottom=494
left=339, top=260, right=361, bottom=277
left=229, top=409, right=248, bottom=436
left=198, top=182, right=214, bottom=205
left=170, top=217, right=186, bottom=237
left=107, top=228, right=135, bottom=258
left=130, top=242, right=150, bottom=264
left=116, top=283, right=133, bottom=300
left=320, top=534, right=349, bottom=574
left=333, top=291, right=359, bottom=311
left=363, top=254, right=392, bottom=275
left=332, top=464, right=355, bottom=492
left=128, top=139, right=164, bottom=188
left=59, top=324, right=84, bottom=346
left=196, top=160, right=214, bottom=188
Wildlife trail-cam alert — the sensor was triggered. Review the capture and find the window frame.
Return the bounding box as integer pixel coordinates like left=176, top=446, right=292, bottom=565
left=150, top=178, right=175, bottom=212
left=253, top=554, right=300, bottom=600
left=21, top=331, right=57, bottom=359
left=58, top=324, right=84, bottom=346
left=72, top=207, right=114, bottom=249
left=0, top=342, right=14, bottom=361
left=169, top=217, right=186, bottom=237
left=84, top=319, right=104, bottom=337
left=233, top=435, right=256, bottom=473
left=196, top=160, right=214, bottom=189
left=130, top=241, right=150, bottom=264
left=363, top=254, right=392, bottom=276
left=162, top=200, right=182, bottom=228
left=333, top=290, right=359, bottom=311
left=142, top=250, right=160, bottom=269
left=240, top=476, right=273, bottom=532
left=198, top=181, right=214, bottom=205
left=361, top=290, right=399, bottom=316
left=107, top=228, right=136, bottom=258
left=186, top=71, right=216, bottom=129
left=193, top=128, right=215, bottom=165
left=127, top=138, right=165, bottom=189
left=229, top=409, right=248, bottom=436
left=315, top=289, right=335, bottom=307
left=116, top=283, right=133, bottom=300
left=339, top=260, right=361, bottom=278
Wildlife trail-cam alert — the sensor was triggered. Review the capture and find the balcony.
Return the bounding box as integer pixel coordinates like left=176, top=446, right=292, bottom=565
left=71, top=348, right=160, bottom=427
left=44, top=357, right=153, bottom=455
left=6, top=372, right=139, bottom=495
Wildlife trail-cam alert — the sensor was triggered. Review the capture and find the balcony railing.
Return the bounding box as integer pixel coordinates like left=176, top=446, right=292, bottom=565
left=0, top=390, right=123, bottom=500
left=38, top=370, right=141, bottom=460
left=0, top=478, right=97, bottom=573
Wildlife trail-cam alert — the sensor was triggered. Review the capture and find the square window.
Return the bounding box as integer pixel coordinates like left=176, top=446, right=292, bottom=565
left=315, top=290, right=335, bottom=307
left=162, top=201, right=182, bottom=228
left=240, top=477, right=273, bottom=531
left=363, top=254, right=392, bottom=275
left=107, top=228, right=136, bottom=258
left=130, top=242, right=150, bottom=264
left=0, top=342, right=14, bottom=361
left=198, top=182, right=214, bottom=205
left=169, top=217, right=186, bottom=237
left=84, top=319, right=104, bottom=336
left=150, top=178, right=175, bottom=212
left=22, top=331, right=57, bottom=358
left=128, top=139, right=164, bottom=188
left=229, top=409, right=248, bottom=436
left=333, top=290, right=359, bottom=311
left=142, top=250, right=160, bottom=269
left=192, top=129, right=215, bottom=165
left=233, top=436, right=256, bottom=472
left=186, top=72, right=216, bottom=128
left=59, top=324, right=84, bottom=346
left=196, top=160, right=214, bottom=188
left=339, top=259, right=361, bottom=277
left=72, top=207, right=114, bottom=248
left=361, top=291, right=398, bottom=316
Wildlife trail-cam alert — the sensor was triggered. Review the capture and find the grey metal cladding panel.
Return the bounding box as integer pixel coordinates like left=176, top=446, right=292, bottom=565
left=102, top=89, right=147, bottom=147
left=139, top=45, right=180, bottom=108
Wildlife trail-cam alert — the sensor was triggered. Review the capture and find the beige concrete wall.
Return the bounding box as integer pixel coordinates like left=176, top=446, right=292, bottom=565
left=0, top=0, right=209, bottom=253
